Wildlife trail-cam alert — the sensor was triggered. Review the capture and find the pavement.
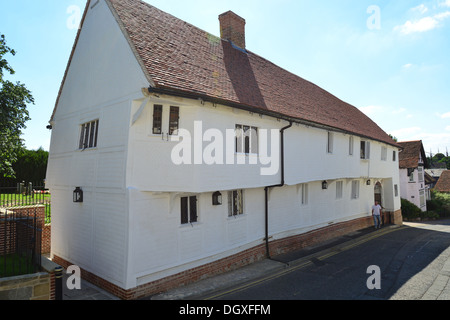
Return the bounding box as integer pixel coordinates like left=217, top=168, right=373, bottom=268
left=59, top=223, right=402, bottom=300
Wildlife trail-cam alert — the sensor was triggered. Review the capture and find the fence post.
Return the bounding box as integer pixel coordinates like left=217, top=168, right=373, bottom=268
left=55, top=266, right=64, bottom=300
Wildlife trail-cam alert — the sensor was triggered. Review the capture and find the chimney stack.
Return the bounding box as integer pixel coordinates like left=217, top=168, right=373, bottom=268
left=219, top=11, right=246, bottom=49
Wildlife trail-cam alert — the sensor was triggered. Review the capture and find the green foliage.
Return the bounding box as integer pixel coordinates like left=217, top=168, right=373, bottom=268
left=0, top=34, right=34, bottom=178
left=428, top=190, right=450, bottom=218
left=12, top=147, right=49, bottom=183
left=401, top=198, right=422, bottom=220
left=427, top=153, right=450, bottom=170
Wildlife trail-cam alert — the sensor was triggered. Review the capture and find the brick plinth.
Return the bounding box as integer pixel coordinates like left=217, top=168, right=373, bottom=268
left=52, top=215, right=390, bottom=300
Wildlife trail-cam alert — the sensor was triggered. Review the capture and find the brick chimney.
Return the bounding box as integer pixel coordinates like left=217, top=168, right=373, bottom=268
left=219, top=11, right=246, bottom=49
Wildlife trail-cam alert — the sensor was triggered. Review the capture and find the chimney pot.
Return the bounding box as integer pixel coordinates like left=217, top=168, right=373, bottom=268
left=219, top=11, right=246, bottom=49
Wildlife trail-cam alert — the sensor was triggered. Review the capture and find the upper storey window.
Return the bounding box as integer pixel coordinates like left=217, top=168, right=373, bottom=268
left=79, top=120, right=99, bottom=150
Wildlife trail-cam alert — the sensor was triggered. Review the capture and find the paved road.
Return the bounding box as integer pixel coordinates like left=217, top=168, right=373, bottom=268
left=200, top=220, right=450, bottom=300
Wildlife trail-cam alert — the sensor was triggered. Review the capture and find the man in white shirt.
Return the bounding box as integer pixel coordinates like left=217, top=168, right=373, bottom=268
left=372, top=201, right=382, bottom=229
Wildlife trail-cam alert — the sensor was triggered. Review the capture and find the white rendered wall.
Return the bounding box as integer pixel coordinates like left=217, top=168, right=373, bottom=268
left=399, top=168, right=427, bottom=211
left=46, top=0, right=148, bottom=289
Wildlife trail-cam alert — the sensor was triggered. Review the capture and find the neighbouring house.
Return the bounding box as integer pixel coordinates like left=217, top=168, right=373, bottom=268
left=398, top=141, right=429, bottom=211
left=434, top=170, right=450, bottom=193
left=426, top=168, right=447, bottom=189
left=46, top=0, right=402, bottom=300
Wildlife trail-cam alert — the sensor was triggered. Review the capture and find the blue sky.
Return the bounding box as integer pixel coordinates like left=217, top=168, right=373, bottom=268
left=1, top=0, right=449, bottom=156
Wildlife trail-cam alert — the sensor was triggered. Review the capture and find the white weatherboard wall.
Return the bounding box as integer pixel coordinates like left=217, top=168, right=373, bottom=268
left=46, top=0, right=148, bottom=289
left=125, top=94, right=402, bottom=288
left=47, top=0, right=402, bottom=291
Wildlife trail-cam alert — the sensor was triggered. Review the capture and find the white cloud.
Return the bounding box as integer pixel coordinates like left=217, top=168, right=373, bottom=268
left=440, top=0, right=450, bottom=8
left=403, top=63, right=413, bottom=69
left=412, top=4, right=429, bottom=14
left=441, top=112, right=450, bottom=118
left=395, top=10, right=450, bottom=35
left=391, top=128, right=450, bottom=153
left=435, top=11, right=450, bottom=19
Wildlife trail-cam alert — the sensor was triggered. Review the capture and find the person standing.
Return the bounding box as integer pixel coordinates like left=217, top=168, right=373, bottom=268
left=372, top=201, right=382, bottom=229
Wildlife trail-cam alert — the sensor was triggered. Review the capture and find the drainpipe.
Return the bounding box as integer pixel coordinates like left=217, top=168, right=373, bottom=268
left=264, top=121, right=293, bottom=259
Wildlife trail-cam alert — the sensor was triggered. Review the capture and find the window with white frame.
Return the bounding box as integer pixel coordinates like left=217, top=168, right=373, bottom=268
left=327, top=132, right=334, bottom=154
left=419, top=190, right=426, bottom=207
left=381, top=146, right=387, bottom=161
left=349, top=136, right=354, bottom=156
left=228, top=190, right=244, bottom=217
left=336, top=181, right=343, bottom=199
left=418, top=167, right=424, bottom=183
left=393, top=150, right=397, bottom=162
left=351, top=180, right=360, bottom=199
left=360, top=141, right=371, bottom=160
left=300, top=184, right=308, bottom=205
left=394, top=184, right=399, bottom=197
left=79, top=119, right=99, bottom=150
left=235, top=125, right=258, bottom=154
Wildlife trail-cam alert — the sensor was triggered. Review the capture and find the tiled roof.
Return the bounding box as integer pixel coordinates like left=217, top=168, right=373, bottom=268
left=397, top=141, right=427, bottom=169
left=435, top=170, right=450, bottom=193
left=55, top=0, right=399, bottom=147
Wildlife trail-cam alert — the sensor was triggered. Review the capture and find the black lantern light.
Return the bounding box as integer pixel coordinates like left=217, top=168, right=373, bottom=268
left=212, top=191, right=222, bottom=205
left=367, top=179, right=371, bottom=186
left=73, top=187, right=83, bottom=203
left=322, top=181, right=328, bottom=190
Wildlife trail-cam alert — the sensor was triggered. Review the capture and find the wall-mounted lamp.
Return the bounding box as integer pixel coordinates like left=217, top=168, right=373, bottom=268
left=322, top=181, right=328, bottom=190
left=366, top=180, right=371, bottom=186
left=73, top=187, right=83, bottom=203
left=212, top=191, right=222, bottom=206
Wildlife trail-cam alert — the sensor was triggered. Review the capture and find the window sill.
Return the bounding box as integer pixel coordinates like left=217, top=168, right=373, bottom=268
left=180, top=222, right=201, bottom=228
left=227, top=214, right=246, bottom=220
left=78, top=147, right=98, bottom=152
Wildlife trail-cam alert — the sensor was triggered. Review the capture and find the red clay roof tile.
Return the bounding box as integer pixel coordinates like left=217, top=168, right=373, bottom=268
left=398, top=141, right=426, bottom=169
left=435, top=170, right=450, bottom=193
left=108, top=0, right=398, bottom=146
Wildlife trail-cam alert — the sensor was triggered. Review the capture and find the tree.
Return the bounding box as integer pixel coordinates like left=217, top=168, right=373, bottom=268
left=0, top=34, right=34, bottom=178
left=12, top=147, right=49, bottom=183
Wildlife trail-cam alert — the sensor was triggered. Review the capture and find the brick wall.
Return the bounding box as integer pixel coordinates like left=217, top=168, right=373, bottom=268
left=53, top=214, right=400, bottom=300
left=0, top=206, right=51, bottom=254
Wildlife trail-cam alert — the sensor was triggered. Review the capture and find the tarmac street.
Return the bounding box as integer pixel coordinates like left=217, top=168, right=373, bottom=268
left=61, top=220, right=450, bottom=301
